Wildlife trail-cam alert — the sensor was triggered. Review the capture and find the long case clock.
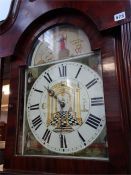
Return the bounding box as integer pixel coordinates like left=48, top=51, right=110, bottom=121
left=2, top=1, right=130, bottom=174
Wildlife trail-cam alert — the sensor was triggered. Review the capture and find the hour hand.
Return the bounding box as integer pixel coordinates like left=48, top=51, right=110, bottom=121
left=44, top=86, right=55, bottom=97
left=44, top=86, right=65, bottom=108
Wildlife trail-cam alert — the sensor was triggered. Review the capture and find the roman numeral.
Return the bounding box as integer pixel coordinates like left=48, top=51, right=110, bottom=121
left=85, top=114, right=101, bottom=129
left=43, top=72, right=52, bottom=83
left=60, top=134, right=67, bottom=148
left=33, top=88, right=43, bottom=93
left=42, top=129, right=52, bottom=143
left=75, top=65, right=82, bottom=78
left=77, top=131, right=86, bottom=146
left=86, top=78, right=98, bottom=89
left=32, top=115, right=42, bottom=130
left=91, top=97, right=104, bottom=106
left=29, top=104, right=39, bottom=110
left=59, top=64, right=67, bottom=77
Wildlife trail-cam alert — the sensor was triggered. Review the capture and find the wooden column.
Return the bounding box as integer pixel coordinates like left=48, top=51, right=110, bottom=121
left=121, top=22, right=131, bottom=172
left=121, top=23, right=131, bottom=126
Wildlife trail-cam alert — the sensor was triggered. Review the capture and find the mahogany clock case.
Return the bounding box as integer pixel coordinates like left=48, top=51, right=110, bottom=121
left=0, top=1, right=130, bottom=174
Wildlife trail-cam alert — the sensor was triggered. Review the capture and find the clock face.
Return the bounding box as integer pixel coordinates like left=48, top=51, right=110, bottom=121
left=26, top=61, right=105, bottom=154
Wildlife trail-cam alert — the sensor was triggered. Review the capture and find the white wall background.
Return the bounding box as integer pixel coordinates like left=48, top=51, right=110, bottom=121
left=0, top=0, right=13, bottom=21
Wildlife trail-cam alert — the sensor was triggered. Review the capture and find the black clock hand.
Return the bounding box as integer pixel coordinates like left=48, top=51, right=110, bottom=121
left=59, top=98, right=68, bottom=148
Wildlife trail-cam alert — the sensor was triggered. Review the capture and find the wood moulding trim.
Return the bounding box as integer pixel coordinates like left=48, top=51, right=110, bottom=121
left=0, top=0, right=21, bottom=35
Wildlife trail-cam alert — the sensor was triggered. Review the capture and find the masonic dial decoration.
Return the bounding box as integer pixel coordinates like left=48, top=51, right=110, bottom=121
left=30, top=25, right=91, bottom=66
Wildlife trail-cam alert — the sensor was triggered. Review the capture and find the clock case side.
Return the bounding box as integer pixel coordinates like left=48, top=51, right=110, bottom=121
left=4, top=8, right=130, bottom=174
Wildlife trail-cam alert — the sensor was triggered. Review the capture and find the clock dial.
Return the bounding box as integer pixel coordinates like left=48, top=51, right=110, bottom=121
left=26, top=61, right=105, bottom=154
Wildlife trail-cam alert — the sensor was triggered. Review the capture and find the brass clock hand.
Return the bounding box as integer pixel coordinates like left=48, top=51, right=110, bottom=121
left=44, top=86, right=65, bottom=108
left=44, top=86, right=55, bottom=97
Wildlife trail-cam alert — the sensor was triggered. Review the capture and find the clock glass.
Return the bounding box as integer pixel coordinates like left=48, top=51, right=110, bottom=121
left=19, top=25, right=108, bottom=160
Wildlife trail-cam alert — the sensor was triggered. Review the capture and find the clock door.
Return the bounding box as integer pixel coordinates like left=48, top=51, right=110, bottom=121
left=20, top=25, right=108, bottom=159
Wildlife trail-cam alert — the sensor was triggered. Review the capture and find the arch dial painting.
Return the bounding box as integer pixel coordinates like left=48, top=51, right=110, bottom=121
left=30, top=25, right=91, bottom=65
left=22, top=25, right=108, bottom=159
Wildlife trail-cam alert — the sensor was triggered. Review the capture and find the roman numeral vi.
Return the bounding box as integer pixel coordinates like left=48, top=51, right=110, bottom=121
left=60, top=134, right=67, bottom=148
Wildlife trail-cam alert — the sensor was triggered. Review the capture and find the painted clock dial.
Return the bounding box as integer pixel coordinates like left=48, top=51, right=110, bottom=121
left=26, top=61, right=105, bottom=154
